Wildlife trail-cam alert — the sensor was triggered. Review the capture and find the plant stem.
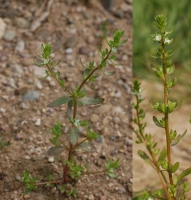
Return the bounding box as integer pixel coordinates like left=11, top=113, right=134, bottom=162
left=63, top=48, right=112, bottom=183
left=135, top=96, right=170, bottom=200
left=35, top=179, right=63, bottom=186
left=161, top=38, right=173, bottom=184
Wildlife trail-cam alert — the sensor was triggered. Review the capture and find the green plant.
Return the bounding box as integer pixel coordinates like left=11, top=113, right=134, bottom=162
left=0, top=136, right=11, bottom=150
left=133, top=15, right=191, bottom=200
left=20, top=25, right=127, bottom=196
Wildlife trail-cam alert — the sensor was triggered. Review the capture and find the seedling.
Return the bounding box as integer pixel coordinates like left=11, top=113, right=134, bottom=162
left=133, top=15, right=191, bottom=200
left=21, top=25, right=127, bottom=197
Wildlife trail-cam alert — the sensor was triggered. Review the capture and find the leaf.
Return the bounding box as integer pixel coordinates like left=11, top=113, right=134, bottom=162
left=76, top=142, right=95, bottom=152
left=67, top=100, right=73, bottom=118
left=47, top=146, right=65, bottom=156
left=79, top=97, right=104, bottom=105
left=102, top=70, right=116, bottom=76
left=153, top=116, right=165, bottom=128
left=171, top=162, right=179, bottom=173
left=171, top=129, right=187, bottom=146
left=177, top=167, right=191, bottom=185
left=83, top=69, right=91, bottom=80
left=70, top=127, right=79, bottom=145
left=157, top=149, right=167, bottom=164
left=138, top=150, right=150, bottom=161
left=48, top=96, right=73, bottom=107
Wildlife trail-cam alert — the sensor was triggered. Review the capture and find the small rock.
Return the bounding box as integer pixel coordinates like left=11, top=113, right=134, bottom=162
left=15, top=17, right=30, bottom=29
left=19, top=102, right=27, bottom=109
left=118, top=187, right=127, bottom=194
left=103, top=116, right=112, bottom=125
left=22, top=90, right=40, bottom=100
left=87, top=36, right=94, bottom=44
left=88, top=194, right=95, bottom=200
left=15, top=133, right=22, bottom=140
left=15, top=40, right=25, bottom=53
left=79, top=46, right=88, bottom=55
left=24, top=155, right=30, bottom=160
left=108, top=183, right=114, bottom=188
left=64, top=36, right=77, bottom=48
left=95, top=105, right=111, bottom=114
left=113, top=117, right=120, bottom=124
left=3, top=30, right=16, bottom=41
left=90, top=114, right=99, bottom=122
left=35, top=118, right=41, bottom=126
left=48, top=156, right=54, bottom=163
left=65, top=48, right=73, bottom=54
left=101, top=0, right=114, bottom=10
left=113, top=9, right=124, bottom=19
left=100, top=196, right=107, bottom=200
left=0, top=18, right=6, bottom=39
left=95, top=136, right=104, bottom=144
left=34, top=80, right=43, bottom=90
left=24, top=194, right=30, bottom=199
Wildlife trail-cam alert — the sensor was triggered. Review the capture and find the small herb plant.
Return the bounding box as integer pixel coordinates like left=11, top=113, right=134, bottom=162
left=133, top=15, right=191, bottom=200
left=21, top=25, right=127, bottom=197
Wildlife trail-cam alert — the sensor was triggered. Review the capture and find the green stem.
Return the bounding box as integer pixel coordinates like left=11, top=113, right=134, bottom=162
left=162, top=37, right=176, bottom=200
left=135, top=96, right=170, bottom=200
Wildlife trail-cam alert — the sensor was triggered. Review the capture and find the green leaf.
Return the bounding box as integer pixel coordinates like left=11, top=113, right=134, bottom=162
left=138, top=150, right=150, bottom=161
left=67, top=100, right=73, bottom=118
left=171, top=129, right=187, bottom=146
left=83, top=69, right=91, bottom=80
left=102, top=70, right=116, bottom=76
left=48, top=96, right=73, bottom=107
left=153, top=116, right=165, bottom=128
left=47, top=146, right=65, bottom=156
left=157, top=149, right=167, bottom=165
left=171, top=162, right=179, bottom=173
left=70, top=127, right=79, bottom=145
left=79, top=97, right=104, bottom=105
left=177, top=167, right=191, bottom=185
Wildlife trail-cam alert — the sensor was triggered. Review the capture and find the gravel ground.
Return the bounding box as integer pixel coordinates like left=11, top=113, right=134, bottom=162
left=0, top=0, right=132, bottom=199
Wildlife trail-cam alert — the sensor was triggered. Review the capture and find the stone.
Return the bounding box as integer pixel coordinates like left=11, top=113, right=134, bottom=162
left=12, top=64, right=23, bottom=74
left=113, top=9, right=124, bottom=19
left=101, top=0, right=114, bottom=10
left=15, top=17, right=30, bottom=29
left=65, top=48, right=73, bottom=54
left=64, top=36, right=77, bottom=48
left=95, top=105, right=111, bottom=114
left=88, top=194, right=95, bottom=200
left=35, top=118, right=41, bottom=126
left=3, top=30, right=16, bottom=41
left=15, top=40, right=25, bottom=53
left=79, top=46, right=88, bottom=55
left=22, top=90, right=40, bottom=101
left=90, top=114, right=99, bottom=122
left=48, top=156, right=54, bottom=163
left=0, top=18, right=6, bottom=39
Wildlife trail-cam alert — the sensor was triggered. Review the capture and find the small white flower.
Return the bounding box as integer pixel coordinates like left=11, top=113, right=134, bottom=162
left=164, top=38, right=172, bottom=44
left=155, top=34, right=161, bottom=41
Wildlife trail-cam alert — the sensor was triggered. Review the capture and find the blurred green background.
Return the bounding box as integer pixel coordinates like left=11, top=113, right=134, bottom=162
left=133, top=0, right=191, bottom=101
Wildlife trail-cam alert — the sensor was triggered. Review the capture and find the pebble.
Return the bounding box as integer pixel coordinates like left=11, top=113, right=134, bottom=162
left=65, top=48, right=73, bottom=54
left=0, top=18, right=6, bottom=39
left=15, top=40, right=25, bottom=53
left=35, top=118, right=41, bottom=126
left=24, top=194, right=30, bottom=199
left=22, top=90, right=40, bottom=100
left=34, top=80, right=43, bottom=89
left=88, top=194, right=95, bottom=200
left=19, top=102, right=27, bottom=109
left=118, top=187, right=126, bottom=194
left=113, top=117, right=120, bottom=124
left=103, top=116, right=112, bottom=125
left=24, top=155, right=31, bottom=160
left=48, top=156, right=54, bottom=163
left=95, top=135, right=104, bottom=144
left=79, top=46, right=88, bottom=55
left=95, top=105, right=111, bottom=114
left=113, top=9, right=124, bottom=19
left=12, top=64, right=23, bottom=74
left=3, top=29, right=16, bottom=41
left=101, top=0, right=114, bottom=10
left=64, top=36, right=77, bottom=48
left=100, top=196, right=107, bottom=200
left=90, top=113, right=99, bottom=122
left=15, top=17, right=30, bottom=29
